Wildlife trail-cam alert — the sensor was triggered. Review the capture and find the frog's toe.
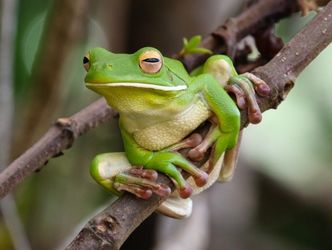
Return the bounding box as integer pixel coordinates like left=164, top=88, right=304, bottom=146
left=187, top=147, right=205, bottom=161
left=154, top=183, right=173, bottom=197
left=193, top=172, right=209, bottom=187
left=179, top=183, right=193, bottom=199
left=248, top=107, right=262, bottom=124
left=224, top=84, right=247, bottom=110
left=128, top=167, right=158, bottom=181
left=187, top=123, right=221, bottom=162
left=114, top=172, right=171, bottom=199
left=242, top=72, right=270, bottom=97
left=114, top=182, right=153, bottom=199
left=229, top=74, right=268, bottom=124
left=171, top=155, right=208, bottom=187
left=167, top=133, right=203, bottom=152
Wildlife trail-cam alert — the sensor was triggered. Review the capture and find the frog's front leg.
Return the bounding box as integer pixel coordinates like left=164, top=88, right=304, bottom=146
left=120, top=121, right=208, bottom=199
left=226, top=72, right=270, bottom=124
left=201, top=55, right=271, bottom=181
left=199, top=76, right=241, bottom=179
left=203, top=55, right=270, bottom=124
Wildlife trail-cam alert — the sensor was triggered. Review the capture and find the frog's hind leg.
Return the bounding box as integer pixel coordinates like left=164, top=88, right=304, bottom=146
left=90, top=152, right=171, bottom=199
left=219, top=130, right=243, bottom=182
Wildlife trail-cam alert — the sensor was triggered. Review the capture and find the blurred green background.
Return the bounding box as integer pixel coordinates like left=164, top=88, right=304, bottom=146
left=0, top=0, right=331, bottom=249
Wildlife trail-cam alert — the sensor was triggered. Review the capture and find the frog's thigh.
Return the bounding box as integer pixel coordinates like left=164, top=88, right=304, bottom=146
left=90, top=152, right=132, bottom=191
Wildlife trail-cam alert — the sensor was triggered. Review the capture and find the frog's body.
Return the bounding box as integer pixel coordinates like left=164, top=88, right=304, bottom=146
left=98, top=81, right=211, bottom=151
left=83, top=47, right=267, bottom=218
left=129, top=95, right=211, bottom=151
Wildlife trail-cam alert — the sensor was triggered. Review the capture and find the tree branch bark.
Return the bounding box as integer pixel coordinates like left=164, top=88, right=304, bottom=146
left=65, top=2, right=332, bottom=250
left=0, top=99, right=117, bottom=198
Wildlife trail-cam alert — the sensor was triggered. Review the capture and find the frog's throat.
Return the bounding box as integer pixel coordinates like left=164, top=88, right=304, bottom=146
left=85, top=82, right=187, bottom=91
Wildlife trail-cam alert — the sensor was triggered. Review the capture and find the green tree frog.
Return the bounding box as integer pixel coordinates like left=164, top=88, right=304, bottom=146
left=83, top=47, right=269, bottom=218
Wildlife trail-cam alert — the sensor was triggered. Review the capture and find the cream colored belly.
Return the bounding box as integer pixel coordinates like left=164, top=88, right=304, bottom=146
left=133, top=100, right=211, bottom=151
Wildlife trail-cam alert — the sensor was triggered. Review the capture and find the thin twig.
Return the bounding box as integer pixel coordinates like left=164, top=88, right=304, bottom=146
left=65, top=2, right=332, bottom=250
left=0, top=99, right=116, bottom=198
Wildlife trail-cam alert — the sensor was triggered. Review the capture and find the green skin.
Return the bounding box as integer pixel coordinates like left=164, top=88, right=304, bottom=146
left=84, top=47, right=257, bottom=199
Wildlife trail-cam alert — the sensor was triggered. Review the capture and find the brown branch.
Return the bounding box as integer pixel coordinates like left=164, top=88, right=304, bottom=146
left=65, top=2, right=332, bottom=250
left=0, top=99, right=117, bottom=198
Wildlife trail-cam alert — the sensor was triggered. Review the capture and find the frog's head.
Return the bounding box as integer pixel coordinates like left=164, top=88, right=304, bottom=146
left=83, top=47, right=190, bottom=97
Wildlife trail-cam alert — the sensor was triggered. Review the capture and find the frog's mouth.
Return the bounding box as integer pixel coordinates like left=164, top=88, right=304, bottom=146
left=85, top=82, right=187, bottom=91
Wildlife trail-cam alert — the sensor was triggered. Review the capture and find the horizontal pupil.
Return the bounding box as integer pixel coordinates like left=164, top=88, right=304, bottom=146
left=143, top=58, right=160, bottom=63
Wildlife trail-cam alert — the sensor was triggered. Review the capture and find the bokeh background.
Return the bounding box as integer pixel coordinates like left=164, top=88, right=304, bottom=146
left=0, top=0, right=332, bottom=249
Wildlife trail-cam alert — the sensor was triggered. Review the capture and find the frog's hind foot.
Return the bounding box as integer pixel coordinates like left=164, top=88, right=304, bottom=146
left=90, top=153, right=171, bottom=199
left=114, top=170, right=172, bottom=199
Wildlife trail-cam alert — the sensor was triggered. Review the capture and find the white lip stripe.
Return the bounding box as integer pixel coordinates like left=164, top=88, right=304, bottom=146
left=86, top=82, right=187, bottom=91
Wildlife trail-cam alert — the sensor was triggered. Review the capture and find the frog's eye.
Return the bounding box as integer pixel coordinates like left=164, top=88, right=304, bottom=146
left=83, top=55, right=90, bottom=71
left=139, top=50, right=163, bottom=74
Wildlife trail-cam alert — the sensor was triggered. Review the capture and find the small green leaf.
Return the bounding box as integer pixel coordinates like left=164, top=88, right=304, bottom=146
left=180, top=35, right=212, bottom=56
left=186, top=35, right=201, bottom=49
left=191, top=47, right=212, bottom=55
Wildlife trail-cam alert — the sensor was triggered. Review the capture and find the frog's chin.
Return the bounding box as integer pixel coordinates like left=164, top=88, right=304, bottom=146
left=85, top=82, right=187, bottom=91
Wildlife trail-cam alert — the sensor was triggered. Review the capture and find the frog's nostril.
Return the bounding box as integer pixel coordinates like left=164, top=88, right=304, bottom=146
left=106, top=64, right=112, bottom=69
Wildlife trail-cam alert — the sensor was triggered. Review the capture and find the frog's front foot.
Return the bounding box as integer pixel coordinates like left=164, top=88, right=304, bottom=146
left=145, top=152, right=209, bottom=198
left=226, top=72, right=270, bottom=124
left=187, top=122, right=220, bottom=162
